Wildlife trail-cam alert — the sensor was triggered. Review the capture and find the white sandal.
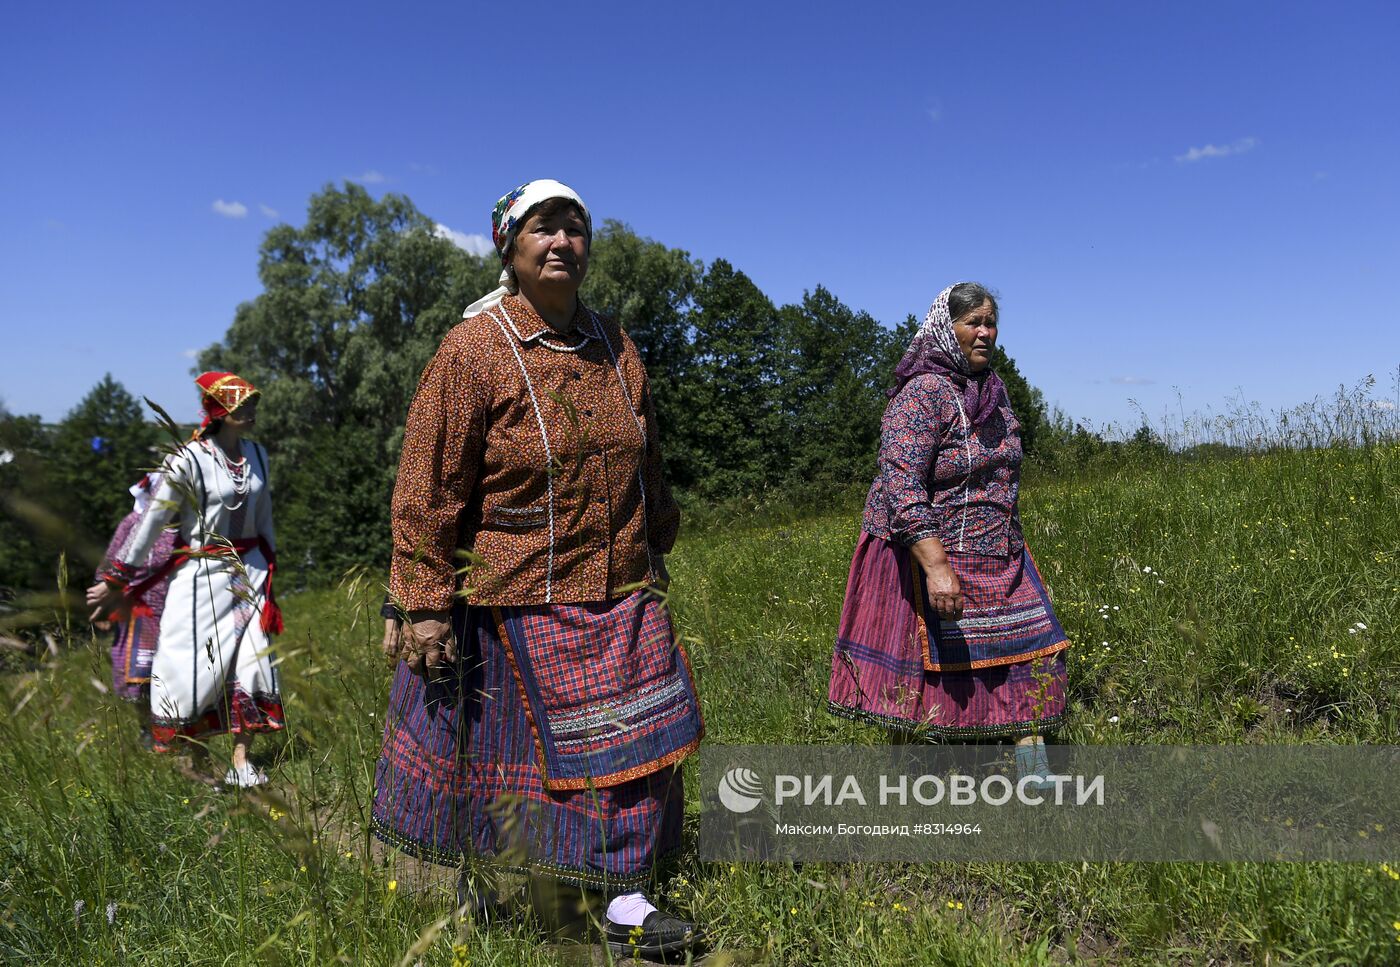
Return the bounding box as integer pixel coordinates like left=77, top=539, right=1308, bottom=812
left=224, top=764, right=269, bottom=788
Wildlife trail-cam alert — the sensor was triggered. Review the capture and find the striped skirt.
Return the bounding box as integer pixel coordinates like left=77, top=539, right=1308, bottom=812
left=110, top=612, right=159, bottom=702
left=101, top=521, right=175, bottom=704
left=828, top=531, right=1069, bottom=740
left=370, top=597, right=693, bottom=892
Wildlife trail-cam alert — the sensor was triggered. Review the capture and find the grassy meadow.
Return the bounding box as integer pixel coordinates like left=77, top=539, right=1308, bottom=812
left=2, top=433, right=1399, bottom=965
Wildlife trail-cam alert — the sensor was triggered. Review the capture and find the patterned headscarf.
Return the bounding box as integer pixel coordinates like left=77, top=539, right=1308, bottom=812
left=463, top=179, right=592, bottom=318
left=195, top=371, right=259, bottom=435
left=891, top=283, right=1007, bottom=429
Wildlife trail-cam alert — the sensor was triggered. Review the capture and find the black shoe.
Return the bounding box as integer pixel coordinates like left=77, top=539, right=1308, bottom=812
left=457, top=872, right=513, bottom=925
left=604, top=910, right=703, bottom=958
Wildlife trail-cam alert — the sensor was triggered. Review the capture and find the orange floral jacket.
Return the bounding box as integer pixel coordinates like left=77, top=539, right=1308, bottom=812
left=389, top=296, right=679, bottom=610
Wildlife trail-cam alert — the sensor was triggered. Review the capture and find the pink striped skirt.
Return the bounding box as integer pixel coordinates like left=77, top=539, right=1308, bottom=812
left=828, top=531, right=1069, bottom=740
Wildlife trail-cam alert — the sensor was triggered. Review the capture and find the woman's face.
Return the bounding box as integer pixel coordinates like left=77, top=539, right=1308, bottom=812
left=224, top=397, right=258, bottom=433
left=510, top=205, right=589, bottom=296
left=952, top=301, right=998, bottom=373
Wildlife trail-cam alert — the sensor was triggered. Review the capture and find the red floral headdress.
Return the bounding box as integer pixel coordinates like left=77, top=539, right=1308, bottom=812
left=195, top=371, right=259, bottom=435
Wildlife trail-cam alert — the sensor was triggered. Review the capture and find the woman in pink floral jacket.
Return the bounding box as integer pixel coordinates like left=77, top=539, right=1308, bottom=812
left=828, top=282, right=1070, bottom=773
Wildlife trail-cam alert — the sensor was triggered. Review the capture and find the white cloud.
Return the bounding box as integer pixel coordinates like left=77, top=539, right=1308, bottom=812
left=1174, top=137, right=1258, bottom=164
left=350, top=170, right=386, bottom=184
left=409, top=162, right=438, bottom=175
left=926, top=101, right=943, bottom=123
left=181, top=348, right=199, bottom=360
left=1368, top=399, right=1396, bottom=412
left=433, top=223, right=494, bottom=257
left=1110, top=376, right=1156, bottom=386
left=259, top=203, right=279, bottom=218
left=212, top=199, right=248, bottom=218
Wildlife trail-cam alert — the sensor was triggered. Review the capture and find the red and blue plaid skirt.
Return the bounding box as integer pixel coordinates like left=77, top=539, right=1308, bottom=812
left=371, top=594, right=697, bottom=891
left=828, top=531, right=1069, bottom=739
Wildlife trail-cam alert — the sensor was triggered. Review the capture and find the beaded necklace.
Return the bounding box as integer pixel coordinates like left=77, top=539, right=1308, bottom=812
left=500, top=301, right=591, bottom=354
left=205, top=438, right=251, bottom=510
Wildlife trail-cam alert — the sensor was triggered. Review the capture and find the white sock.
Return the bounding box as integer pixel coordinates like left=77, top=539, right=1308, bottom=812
left=225, top=763, right=267, bottom=787
left=606, top=891, right=658, bottom=927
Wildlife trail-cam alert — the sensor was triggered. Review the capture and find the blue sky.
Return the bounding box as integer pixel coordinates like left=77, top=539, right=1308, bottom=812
left=3, top=1, right=1397, bottom=432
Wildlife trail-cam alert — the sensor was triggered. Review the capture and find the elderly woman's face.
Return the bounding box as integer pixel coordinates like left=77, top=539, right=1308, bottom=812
left=952, top=301, right=998, bottom=372
left=510, top=206, right=589, bottom=294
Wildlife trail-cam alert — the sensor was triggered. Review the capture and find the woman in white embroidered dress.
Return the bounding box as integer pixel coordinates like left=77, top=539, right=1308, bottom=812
left=91, top=371, right=284, bottom=788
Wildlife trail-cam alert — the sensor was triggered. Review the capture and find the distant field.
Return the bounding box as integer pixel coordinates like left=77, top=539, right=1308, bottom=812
left=3, top=442, right=1398, bottom=965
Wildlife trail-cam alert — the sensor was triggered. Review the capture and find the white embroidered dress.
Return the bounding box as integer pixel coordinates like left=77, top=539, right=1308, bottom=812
left=114, top=438, right=282, bottom=745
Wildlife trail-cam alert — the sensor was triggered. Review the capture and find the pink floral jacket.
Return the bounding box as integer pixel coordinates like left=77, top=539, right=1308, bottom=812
left=862, top=373, right=1024, bottom=558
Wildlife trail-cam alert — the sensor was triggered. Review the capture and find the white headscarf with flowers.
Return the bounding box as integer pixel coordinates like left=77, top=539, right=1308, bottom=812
left=462, top=179, right=592, bottom=318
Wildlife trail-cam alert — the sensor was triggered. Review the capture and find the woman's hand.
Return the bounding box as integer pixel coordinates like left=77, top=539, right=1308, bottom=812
left=87, top=581, right=129, bottom=622
left=911, top=538, right=963, bottom=620
left=923, top=560, right=964, bottom=620
left=402, top=612, right=454, bottom=679
left=381, top=618, right=401, bottom=661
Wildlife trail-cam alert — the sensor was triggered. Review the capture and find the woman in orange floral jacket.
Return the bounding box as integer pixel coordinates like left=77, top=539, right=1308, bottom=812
left=372, top=180, right=703, bottom=959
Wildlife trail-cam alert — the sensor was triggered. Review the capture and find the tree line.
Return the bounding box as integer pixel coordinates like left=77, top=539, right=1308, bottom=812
left=2, top=183, right=1064, bottom=594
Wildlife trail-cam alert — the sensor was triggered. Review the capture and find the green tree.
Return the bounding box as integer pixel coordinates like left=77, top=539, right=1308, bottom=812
left=199, top=182, right=499, bottom=449
left=882, top=314, right=921, bottom=385
left=0, top=407, right=56, bottom=593
left=274, top=423, right=394, bottom=584
left=49, top=374, right=159, bottom=542
left=678, top=260, right=791, bottom=495
left=989, top=345, right=1049, bottom=457
left=778, top=287, right=900, bottom=486
left=197, top=183, right=500, bottom=576
left=580, top=221, right=702, bottom=485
